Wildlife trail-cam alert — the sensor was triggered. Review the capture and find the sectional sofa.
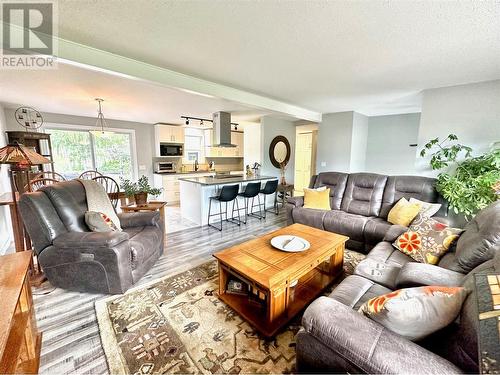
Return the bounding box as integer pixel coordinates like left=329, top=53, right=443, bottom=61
left=296, top=199, right=500, bottom=373
left=286, top=172, right=448, bottom=252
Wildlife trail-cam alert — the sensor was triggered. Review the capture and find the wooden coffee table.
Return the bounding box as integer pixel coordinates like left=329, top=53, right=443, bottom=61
left=213, top=223, right=348, bottom=337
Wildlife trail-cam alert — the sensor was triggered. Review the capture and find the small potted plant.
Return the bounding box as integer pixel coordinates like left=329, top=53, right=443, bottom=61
left=120, top=175, right=162, bottom=206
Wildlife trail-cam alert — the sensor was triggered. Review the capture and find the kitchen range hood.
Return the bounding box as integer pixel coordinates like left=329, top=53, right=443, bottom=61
left=212, top=111, right=236, bottom=147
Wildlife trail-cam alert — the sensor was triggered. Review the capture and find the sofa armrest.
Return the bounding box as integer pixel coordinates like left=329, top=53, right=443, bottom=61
left=396, top=262, right=465, bottom=288
left=382, top=224, right=407, bottom=242
left=118, top=211, right=161, bottom=228
left=286, top=196, right=304, bottom=208
left=53, top=231, right=129, bottom=249
left=301, top=296, right=461, bottom=374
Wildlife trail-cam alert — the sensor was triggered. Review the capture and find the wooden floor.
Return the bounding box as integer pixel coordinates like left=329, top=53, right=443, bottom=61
left=33, top=210, right=287, bottom=375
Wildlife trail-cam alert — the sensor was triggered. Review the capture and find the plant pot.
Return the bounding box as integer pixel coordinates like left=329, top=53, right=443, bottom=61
left=134, top=192, right=148, bottom=206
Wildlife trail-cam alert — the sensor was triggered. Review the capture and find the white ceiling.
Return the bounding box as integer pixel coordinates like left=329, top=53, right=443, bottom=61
left=0, top=63, right=280, bottom=124
left=54, top=0, right=500, bottom=116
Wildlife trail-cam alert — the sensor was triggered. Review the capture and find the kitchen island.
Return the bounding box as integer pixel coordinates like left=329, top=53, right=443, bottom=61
left=179, top=175, right=278, bottom=226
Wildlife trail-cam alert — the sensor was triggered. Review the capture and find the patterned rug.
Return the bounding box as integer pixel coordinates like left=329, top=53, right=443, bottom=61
left=95, top=250, right=365, bottom=374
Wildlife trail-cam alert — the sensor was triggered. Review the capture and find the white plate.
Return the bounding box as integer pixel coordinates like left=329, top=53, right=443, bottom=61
left=270, top=235, right=310, bottom=252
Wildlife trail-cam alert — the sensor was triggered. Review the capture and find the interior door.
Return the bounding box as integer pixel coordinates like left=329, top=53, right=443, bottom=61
left=294, top=132, right=313, bottom=194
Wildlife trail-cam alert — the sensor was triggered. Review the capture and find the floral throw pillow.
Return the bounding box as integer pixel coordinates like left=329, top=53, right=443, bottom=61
left=393, top=213, right=463, bottom=264
left=359, top=286, right=467, bottom=341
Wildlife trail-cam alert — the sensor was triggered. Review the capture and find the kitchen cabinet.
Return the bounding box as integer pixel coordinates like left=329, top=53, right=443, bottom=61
left=162, top=172, right=214, bottom=204
left=157, top=124, right=185, bottom=143
left=204, top=130, right=244, bottom=158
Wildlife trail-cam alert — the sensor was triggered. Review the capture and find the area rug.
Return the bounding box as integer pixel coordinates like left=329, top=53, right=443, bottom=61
left=95, top=250, right=365, bottom=374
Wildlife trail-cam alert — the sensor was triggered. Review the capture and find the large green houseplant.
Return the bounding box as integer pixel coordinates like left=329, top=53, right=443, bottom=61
left=420, top=134, right=500, bottom=219
left=120, top=175, right=162, bottom=205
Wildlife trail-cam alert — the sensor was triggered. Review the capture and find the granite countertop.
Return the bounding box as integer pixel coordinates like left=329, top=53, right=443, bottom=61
left=178, top=175, right=277, bottom=185
left=154, top=171, right=216, bottom=175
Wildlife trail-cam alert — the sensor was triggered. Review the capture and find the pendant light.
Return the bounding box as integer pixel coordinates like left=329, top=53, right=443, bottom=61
left=90, top=98, right=114, bottom=136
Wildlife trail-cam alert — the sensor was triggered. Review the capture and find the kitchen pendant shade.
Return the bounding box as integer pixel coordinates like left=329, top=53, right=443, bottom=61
left=0, top=143, right=51, bottom=166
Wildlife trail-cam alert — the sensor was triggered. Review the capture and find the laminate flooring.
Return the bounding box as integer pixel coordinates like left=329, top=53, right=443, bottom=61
left=33, top=210, right=288, bottom=374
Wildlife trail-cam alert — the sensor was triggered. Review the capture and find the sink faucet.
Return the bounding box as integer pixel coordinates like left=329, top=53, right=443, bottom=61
left=194, top=158, right=199, bottom=171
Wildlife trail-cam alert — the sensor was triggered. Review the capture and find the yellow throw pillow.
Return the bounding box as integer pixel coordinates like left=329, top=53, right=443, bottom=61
left=303, top=188, right=331, bottom=210
left=387, top=198, right=421, bottom=226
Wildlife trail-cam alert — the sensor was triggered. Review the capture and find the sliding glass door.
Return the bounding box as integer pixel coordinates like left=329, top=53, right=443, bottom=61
left=48, top=128, right=134, bottom=180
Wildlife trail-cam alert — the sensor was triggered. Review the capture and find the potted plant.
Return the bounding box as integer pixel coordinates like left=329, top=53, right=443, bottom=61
left=120, top=175, right=162, bottom=206
left=420, top=134, right=500, bottom=220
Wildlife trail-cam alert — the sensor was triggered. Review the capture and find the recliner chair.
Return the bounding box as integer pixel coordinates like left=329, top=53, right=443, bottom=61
left=19, top=180, right=164, bottom=294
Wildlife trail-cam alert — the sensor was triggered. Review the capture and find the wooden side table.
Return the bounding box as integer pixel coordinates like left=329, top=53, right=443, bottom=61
left=276, top=184, right=294, bottom=213
left=120, top=201, right=167, bottom=228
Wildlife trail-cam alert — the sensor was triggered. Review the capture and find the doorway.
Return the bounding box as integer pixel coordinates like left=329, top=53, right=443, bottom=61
left=294, top=124, right=318, bottom=195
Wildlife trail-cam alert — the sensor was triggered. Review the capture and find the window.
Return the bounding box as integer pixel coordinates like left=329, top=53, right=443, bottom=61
left=48, top=127, right=135, bottom=180
left=184, top=128, right=203, bottom=162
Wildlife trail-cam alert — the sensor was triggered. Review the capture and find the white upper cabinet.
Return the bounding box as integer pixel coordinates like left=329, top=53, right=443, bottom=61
left=158, top=125, right=185, bottom=143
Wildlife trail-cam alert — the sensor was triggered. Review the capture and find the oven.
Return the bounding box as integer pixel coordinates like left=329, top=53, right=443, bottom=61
left=159, top=143, right=183, bottom=156
left=155, top=161, right=177, bottom=173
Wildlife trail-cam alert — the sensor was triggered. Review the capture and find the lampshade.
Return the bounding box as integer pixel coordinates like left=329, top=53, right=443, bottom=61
left=0, top=142, right=51, bottom=166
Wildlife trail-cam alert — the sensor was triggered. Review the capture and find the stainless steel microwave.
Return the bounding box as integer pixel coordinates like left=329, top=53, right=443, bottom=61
left=159, top=143, right=183, bottom=156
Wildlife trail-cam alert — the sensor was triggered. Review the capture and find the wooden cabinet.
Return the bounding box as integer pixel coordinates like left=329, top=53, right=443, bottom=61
left=0, top=251, right=42, bottom=374
left=157, top=125, right=185, bottom=143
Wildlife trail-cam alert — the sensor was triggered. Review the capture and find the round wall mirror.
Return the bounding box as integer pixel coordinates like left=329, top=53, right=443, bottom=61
left=269, top=136, right=291, bottom=169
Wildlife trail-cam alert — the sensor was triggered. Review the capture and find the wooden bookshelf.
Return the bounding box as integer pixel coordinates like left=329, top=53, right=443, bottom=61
left=0, top=252, right=42, bottom=374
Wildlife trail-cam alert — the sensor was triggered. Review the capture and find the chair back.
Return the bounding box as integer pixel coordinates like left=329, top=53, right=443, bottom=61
left=30, top=171, right=66, bottom=181
left=241, top=182, right=261, bottom=198
left=92, top=176, right=120, bottom=208
left=261, top=179, right=278, bottom=195
left=218, top=184, right=240, bottom=202
left=79, top=170, right=103, bottom=179
left=30, top=178, right=59, bottom=191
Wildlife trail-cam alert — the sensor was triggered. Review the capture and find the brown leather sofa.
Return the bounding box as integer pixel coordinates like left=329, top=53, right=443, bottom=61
left=286, top=172, right=448, bottom=252
left=19, top=180, right=164, bottom=294
left=296, top=200, right=500, bottom=373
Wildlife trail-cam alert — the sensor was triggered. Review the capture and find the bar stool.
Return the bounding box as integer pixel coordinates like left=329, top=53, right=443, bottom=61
left=259, top=179, right=279, bottom=218
left=238, top=182, right=264, bottom=223
left=207, top=184, right=241, bottom=231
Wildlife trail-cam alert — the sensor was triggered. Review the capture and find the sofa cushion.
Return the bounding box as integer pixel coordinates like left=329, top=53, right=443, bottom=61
left=441, top=200, right=500, bottom=273
left=359, top=286, right=467, bottom=341
left=380, top=176, right=443, bottom=219
left=387, top=197, right=421, bottom=226
left=329, top=275, right=393, bottom=310
left=303, top=187, right=331, bottom=210
left=312, top=172, right=349, bottom=210
left=366, top=241, right=414, bottom=268
left=341, top=173, right=388, bottom=217
left=364, top=217, right=393, bottom=246
left=291, top=207, right=327, bottom=230
left=323, top=211, right=370, bottom=242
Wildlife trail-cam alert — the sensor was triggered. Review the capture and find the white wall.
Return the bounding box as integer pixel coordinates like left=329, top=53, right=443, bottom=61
left=4, top=109, right=156, bottom=181
left=260, top=116, right=296, bottom=182
left=417, top=80, right=500, bottom=175
left=0, top=104, right=13, bottom=254
left=365, top=113, right=421, bottom=175
left=243, top=122, right=262, bottom=168
left=350, top=112, right=368, bottom=172
left=316, top=111, right=354, bottom=173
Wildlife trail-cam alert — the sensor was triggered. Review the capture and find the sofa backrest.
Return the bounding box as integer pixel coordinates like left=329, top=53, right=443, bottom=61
left=19, top=190, right=68, bottom=254
left=40, top=180, right=89, bottom=232
left=19, top=180, right=89, bottom=254
left=311, top=172, right=349, bottom=210
left=340, top=173, right=388, bottom=217
left=379, top=176, right=446, bottom=219
left=439, top=200, right=500, bottom=273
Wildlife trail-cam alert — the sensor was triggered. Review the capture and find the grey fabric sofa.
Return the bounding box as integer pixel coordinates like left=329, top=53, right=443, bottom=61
left=296, top=200, right=500, bottom=374
left=287, top=172, right=448, bottom=252
left=19, top=180, right=164, bottom=294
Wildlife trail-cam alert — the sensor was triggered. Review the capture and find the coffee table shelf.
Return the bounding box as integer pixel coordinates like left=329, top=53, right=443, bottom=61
left=214, top=224, right=348, bottom=337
